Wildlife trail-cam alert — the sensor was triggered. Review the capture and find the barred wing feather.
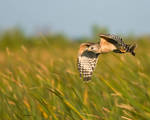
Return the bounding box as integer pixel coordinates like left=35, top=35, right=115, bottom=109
left=77, top=51, right=99, bottom=81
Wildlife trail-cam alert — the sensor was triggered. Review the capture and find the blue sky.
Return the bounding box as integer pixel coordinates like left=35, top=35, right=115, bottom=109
left=1, top=0, right=150, bottom=37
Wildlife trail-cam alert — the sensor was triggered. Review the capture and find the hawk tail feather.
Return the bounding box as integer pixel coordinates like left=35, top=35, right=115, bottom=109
left=129, top=44, right=136, bottom=56
left=126, top=43, right=136, bottom=56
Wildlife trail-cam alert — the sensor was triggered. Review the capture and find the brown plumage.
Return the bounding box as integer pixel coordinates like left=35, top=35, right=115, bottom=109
left=77, top=34, right=136, bottom=81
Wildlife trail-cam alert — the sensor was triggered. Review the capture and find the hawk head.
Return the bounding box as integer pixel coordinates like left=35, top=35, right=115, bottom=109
left=79, top=42, right=100, bottom=55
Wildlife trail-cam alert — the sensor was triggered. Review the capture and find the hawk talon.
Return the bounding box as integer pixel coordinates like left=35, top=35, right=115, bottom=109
left=119, top=49, right=127, bottom=53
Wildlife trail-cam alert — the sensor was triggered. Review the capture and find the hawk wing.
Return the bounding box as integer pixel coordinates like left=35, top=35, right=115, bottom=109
left=100, top=34, right=123, bottom=45
left=99, top=34, right=124, bottom=53
left=77, top=51, right=99, bottom=81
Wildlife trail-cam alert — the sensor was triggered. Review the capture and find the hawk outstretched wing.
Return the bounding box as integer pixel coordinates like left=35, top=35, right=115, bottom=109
left=99, top=34, right=136, bottom=55
left=99, top=34, right=127, bottom=53
left=77, top=50, right=99, bottom=81
left=100, top=34, right=123, bottom=45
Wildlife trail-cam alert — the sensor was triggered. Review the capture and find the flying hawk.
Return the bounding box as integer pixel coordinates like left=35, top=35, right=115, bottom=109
left=77, top=34, right=136, bottom=81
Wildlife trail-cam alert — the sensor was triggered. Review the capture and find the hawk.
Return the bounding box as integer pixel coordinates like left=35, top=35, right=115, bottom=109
left=77, top=34, right=136, bottom=81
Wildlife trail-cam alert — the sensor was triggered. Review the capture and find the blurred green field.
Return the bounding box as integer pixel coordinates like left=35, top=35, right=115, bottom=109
left=0, top=29, right=150, bottom=120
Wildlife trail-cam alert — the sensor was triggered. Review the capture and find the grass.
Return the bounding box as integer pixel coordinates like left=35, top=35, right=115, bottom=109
left=0, top=30, right=150, bottom=120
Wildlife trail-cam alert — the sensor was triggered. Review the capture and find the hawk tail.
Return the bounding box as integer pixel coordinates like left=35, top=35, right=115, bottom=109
left=127, top=43, right=136, bottom=56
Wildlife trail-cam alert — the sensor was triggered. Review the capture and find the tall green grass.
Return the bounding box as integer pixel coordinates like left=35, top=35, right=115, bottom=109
left=0, top=29, right=150, bottom=120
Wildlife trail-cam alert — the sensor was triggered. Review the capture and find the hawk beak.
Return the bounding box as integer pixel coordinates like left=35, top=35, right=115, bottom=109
left=87, top=48, right=91, bottom=51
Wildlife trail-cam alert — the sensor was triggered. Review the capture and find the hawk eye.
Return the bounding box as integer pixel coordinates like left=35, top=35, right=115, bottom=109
left=91, top=47, right=94, bottom=50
